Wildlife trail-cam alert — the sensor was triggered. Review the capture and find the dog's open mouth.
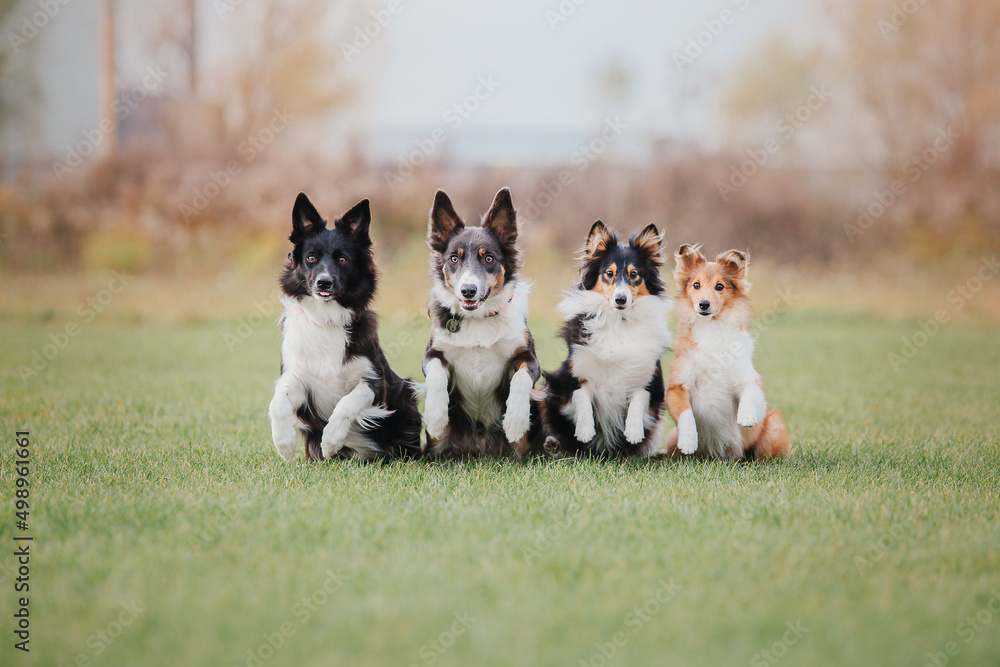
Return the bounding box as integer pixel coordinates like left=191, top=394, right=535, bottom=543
left=461, top=299, right=482, bottom=311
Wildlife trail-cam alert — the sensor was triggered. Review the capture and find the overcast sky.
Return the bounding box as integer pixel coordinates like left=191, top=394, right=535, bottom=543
left=25, top=0, right=827, bottom=164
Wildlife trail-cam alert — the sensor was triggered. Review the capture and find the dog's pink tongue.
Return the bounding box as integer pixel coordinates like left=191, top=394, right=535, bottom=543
left=462, top=300, right=479, bottom=310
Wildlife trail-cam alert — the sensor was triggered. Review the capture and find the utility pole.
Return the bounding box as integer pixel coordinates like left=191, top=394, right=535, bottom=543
left=101, top=0, right=117, bottom=157
left=187, top=0, right=197, bottom=96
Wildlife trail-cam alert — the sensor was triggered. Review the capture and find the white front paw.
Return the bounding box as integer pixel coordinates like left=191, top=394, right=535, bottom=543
left=503, top=369, right=532, bottom=443
left=503, top=405, right=530, bottom=443
left=677, top=410, right=698, bottom=455
left=624, top=415, right=645, bottom=444
left=272, top=422, right=297, bottom=461
left=320, top=413, right=352, bottom=459
left=269, top=397, right=297, bottom=461
left=575, top=413, right=596, bottom=443
left=424, top=394, right=449, bottom=439
left=737, top=400, right=760, bottom=428
left=737, top=385, right=766, bottom=428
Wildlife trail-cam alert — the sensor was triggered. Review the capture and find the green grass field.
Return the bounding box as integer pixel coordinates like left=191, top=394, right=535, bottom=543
left=2, top=283, right=999, bottom=666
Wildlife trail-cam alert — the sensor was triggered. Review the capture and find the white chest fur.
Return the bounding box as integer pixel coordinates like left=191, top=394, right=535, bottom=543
left=559, top=291, right=672, bottom=431
left=677, top=312, right=759, bottom=458
left=678, top=315, right=757, bottom=392
left=279, top=297, right=374, bottom=420
left=432, top=282, right=531, bottom=425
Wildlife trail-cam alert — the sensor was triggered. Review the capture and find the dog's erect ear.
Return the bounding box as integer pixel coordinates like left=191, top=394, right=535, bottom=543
left=482, top=187, right=517, bottom=246
left=428, top=190, right=464, bottom=252
left=585, top=221, right=615, bottom=257
left=335, top=198, right=372, bottom=242
left=716, top=249, right=749, bottom=278
left=674, top=243, right=706, bottom=275
left=291, top=192, right=326, bottom=243
left=630, top=224, right=664, bottom=265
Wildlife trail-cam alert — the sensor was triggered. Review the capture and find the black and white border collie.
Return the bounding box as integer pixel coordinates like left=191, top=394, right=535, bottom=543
left=268, top=193, right=421, bottom=461
left=539, top=221, right=672, bottom=458
left=421, top=187, right=541, bottom=458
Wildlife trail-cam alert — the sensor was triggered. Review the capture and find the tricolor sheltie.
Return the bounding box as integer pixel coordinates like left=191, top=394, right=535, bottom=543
left=268, top=193, right=421, bottom=461
left=421, top=187, right=541, bottom=458
left=664, top=244, right=790, bottom=460
left=540, top=221, right=672, bottom=458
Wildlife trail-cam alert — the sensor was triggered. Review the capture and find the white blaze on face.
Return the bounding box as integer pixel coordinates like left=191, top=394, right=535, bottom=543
left=613, top=283, right=632, bottom=309
left=455, top=269, right=486, bottom=302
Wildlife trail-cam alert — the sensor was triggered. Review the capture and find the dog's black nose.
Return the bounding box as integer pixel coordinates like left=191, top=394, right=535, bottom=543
left=460, top=284, right=478, bottom=299
left=698, top=300, right=711, bottom=311
left=316, top=277, right=334, bottom=291
left=614, top=294, right=628, bottom=306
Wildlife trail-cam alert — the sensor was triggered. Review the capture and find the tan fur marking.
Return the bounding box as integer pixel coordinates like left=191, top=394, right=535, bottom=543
left=591, top=263, right=617, bottom=299
left=492, top=266, right=506, bottom=291
left=586, top=222, right=614, bottom=257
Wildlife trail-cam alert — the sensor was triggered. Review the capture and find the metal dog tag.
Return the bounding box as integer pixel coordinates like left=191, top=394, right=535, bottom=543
left=446, top=318, right=461, bottom=333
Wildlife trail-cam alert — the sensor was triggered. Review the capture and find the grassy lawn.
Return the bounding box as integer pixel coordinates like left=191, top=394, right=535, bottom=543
left=1, top=287, right=999, bottom=666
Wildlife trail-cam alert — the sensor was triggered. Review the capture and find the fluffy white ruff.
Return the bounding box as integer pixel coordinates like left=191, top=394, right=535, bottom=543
left=676, top=307, right=763, bottom=459
left=558, top=290, right=672, bottom=452
left=268, top=296, right=392, bottom=460
left=428, top=281, right=532, bottom=429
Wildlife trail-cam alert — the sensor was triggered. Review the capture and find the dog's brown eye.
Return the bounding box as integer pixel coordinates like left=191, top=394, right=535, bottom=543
left=692, top=281, right=700, bottom=290
left=605, top=269, right=614, bottom=278
left=484, top=255, right=493, bottom=264
left=338, top=256, right=348, bottom=264
left=630, top=271, right=638, bottom=281
left=715, top=283, right=724, bottom=291
left=450, top=255, right=459, bottom=263
left=306, top=254, right=317, bottom=263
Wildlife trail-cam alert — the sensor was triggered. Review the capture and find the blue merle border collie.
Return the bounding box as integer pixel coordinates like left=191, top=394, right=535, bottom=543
left=268, top=193, right=421, bottom=461
left=539, top=220, right=672, bottom=458
left=421, top=187, right=541, bottom=458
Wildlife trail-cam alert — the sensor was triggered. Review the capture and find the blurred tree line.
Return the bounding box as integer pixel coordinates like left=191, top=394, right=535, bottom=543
left=0, top=0, right=997, bottom=273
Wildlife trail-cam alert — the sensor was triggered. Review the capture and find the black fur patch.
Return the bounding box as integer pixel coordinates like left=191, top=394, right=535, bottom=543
left=579, top=236, right=665, bottom=296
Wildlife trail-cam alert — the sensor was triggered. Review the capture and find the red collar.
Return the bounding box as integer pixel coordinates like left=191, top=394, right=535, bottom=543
left=486, top=290, right=516, bottom=317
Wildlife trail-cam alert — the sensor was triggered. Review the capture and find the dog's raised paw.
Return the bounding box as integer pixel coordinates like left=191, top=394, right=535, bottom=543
left=503, top=404, right=530, bottom=443
left=575, top=417, right=596, bottom=443
left=624, top=417, right=645, bottom=444
left=677, top=409, right=698, bottom=455
left=736, top=403, right=760, bottom=428
left=503, top=368, right=533, bottom=443
left=272, top=428, right=297, bottom=461
left=737, top=386, right=766, bottom=428
left=736, top=398, right=764, bottom=428
left=269, top=396, right=298, bottom=461
left=423, top=399, right=449, bottom=440
left=320, top=414, right=352, bottom=459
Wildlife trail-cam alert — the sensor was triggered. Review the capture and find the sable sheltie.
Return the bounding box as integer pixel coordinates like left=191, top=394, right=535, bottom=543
left=539, top=221, right=673, bottom=458
left=664, top=244, right=790, bottom=460
left=268, top=193, right=421, bottom=461
left=421, top=187, right=541, bottom=457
